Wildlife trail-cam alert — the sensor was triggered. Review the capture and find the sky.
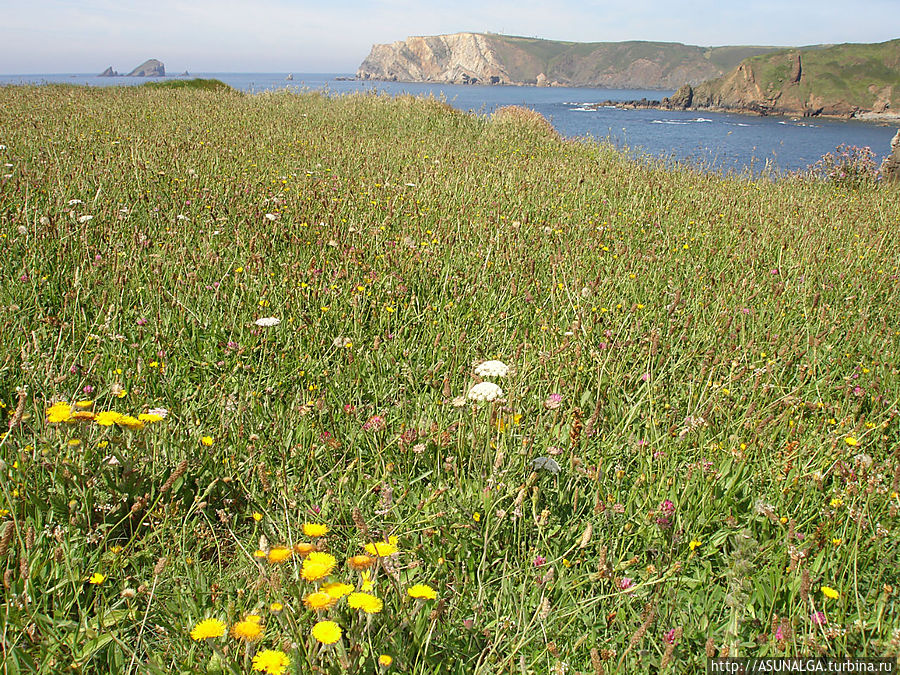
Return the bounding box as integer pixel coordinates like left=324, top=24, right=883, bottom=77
left=1, top=0, right=897, bottom=74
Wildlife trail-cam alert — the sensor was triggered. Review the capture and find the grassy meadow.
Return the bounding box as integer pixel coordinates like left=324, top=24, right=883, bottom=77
left=0, top=82, right=898, bottom=674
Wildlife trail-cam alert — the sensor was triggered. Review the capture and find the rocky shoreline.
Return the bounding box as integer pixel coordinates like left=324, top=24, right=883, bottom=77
left=587, top=98, right=900, bottom=125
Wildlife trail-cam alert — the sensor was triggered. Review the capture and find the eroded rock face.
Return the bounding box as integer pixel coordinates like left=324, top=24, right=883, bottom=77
left=881, top=130, right=900, bottom=182
left=127, top=59, right=165, bottom=77
left=358, top=33, right=510, bottom=85
left=98, top=66, right=119, bottom=77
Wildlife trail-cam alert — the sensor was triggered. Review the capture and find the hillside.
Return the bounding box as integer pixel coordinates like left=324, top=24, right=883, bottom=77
left=357, top=33, right=781, bottom=89
left=664, top=39, right=900, bottom=118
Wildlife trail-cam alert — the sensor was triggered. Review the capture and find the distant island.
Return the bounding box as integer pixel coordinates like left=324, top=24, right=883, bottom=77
left=357, top=33, right=900, bottom=120
left=98, top=59, right=166, bottom=77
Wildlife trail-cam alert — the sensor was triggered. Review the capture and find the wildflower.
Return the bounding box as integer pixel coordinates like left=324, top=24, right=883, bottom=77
left=363, top=415, right=386, bottom=432
left=117, top=415, right=144, bottom=430
left=267, top=546, right=292, bottom=564
left=348, top=592, right=383, bottom=614
left=407, top=583, right=437, bottom=600
left=474, top=360, right=509, bottom=378
left=190, top=618, right=226, bottom=641
left=75, top=400, right=93, bottom=409
left=302, top=552, right=337, bottom=581
left=379, top=654, right=393, bottom=668
left=304, top=592, right=336, bottom=611
left=255, top=317, right=281, bottom=327
left=88, top=572, right=106, bottom=585
left=200, top=436, right=214, bottom=446
left=844, top=436, right=858, bottom=446
left=472, top=512, right=481, bottom=522
left=294, top=542, right=317, bottom=556
left=364, top=541, right=398, bottom=557
left=311, top=620, right=342, bottom=645
left=253, top=549, right=267, bottom=559
left=544, top=393, right=563, bottom=410
left=821, top=586, right=840, bottom=600
left=147, top=407, right=168, bottom=418
left=137, top=412, right=164, bottom=423
left=252, top=512, right=263, bottom=522
left=689, top=540, right=702, bottom=551
left=231, top=617, right=264, bottom=642
left=322, top=582, right=353, bottom=599
left=252, top=649, right=291, bottom=675
left=303, top=523, right=329, bottom=537
left=533, top=555, right=546, bottom=567
left=811, top=611, right=828, bottom=626
left=618, top=577, right=634, bottom=590
left=663, top=628, right=678, bottom=645
left=467, top=382, right=503, bottom=402
left=269, top=602, right=283, bottom=613
left=348, top=554, right=375, bottom=570
left=830, top=498, right=843, bottom=508
left=360, top=570, right=374, bottom=591
left=46, top=402, right=73, bottom=423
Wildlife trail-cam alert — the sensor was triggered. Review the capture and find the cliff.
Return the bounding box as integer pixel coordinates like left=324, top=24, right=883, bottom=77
left=357, top=33, right=780, bottom=89
left=664, top=39, right=900, bottom=118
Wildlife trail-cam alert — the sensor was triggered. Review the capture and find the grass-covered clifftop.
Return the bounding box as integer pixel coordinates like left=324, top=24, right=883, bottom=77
left=676, top=39, right=900, bottom=117
left=0, top=85, right=898, bottom=674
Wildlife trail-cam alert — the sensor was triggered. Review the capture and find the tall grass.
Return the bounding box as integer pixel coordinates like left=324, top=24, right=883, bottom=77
left=0, top=84, right=898, bottom=674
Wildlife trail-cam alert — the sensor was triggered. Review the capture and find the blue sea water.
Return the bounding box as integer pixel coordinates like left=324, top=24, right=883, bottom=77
left=1, top=71, right=896, bottom=175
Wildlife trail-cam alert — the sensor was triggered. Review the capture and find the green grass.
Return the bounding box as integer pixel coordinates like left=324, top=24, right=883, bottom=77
left=142, top=78, right=236, bottom=92
left=0, top=84, right=898, bottom=675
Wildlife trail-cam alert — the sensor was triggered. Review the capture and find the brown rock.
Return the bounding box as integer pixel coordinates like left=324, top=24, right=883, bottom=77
left=881, top=129, right=900, bottom=182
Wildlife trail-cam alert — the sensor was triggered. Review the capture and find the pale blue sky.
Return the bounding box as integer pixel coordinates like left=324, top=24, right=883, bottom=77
left=0, top=0, right=896, bottom=73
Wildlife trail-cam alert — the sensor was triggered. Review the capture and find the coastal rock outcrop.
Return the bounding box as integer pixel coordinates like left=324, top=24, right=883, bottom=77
left=127, top=59, right=165, bottom=77
left=98, top=66, right=119, bottom=77
left=881, top=130, right=900, bottom=183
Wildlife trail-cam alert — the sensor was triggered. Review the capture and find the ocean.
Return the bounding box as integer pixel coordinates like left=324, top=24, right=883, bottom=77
left=1, top=71, right=896, bottom=175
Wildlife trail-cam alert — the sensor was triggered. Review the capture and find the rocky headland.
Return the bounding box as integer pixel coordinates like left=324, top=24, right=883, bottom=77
left=357, top=33, right=780, bottom=89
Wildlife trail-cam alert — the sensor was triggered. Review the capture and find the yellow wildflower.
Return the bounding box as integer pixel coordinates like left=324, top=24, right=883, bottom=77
left=303, top=592, right=336, bottom=611
left=407, top=583, right=437, bottom=600
left=252, top=650, right=291, bottom=675
left=231, top=618, right=264, bottom=642
left=303, top=522, right=329, bottom=537
left=267, top=547, right=292, bottom=564
left=821, top=586, right=840, bottom=600
left=190, top=618, right=226, bottom=641
left=348, top=592, right=383, bottom=614
left=311, top=620, right=342, bottom=645
left=46, top=403, right=73, bottom=423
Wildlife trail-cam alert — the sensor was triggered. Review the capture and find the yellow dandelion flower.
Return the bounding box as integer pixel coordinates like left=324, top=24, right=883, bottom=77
left=689, top=540, right=702, bottom=551
left=844, top=437, right=858, bottom=446
left=231, top=618, right=264, bottom=642
left=190, top=618, right=226, bottom=641
left=302, top=552, right=336, bottom=581
left=94, top=411, right=123, bottom=426
left=348, top=554, right=375, bottom=570
left=303, top=522, right=329, bottom=537
left=138, top=412, right=164, bottom=423
left=252, top=649, right=291, bottom=675
left=311, top=620, right=342, bottom=645
left=269, top=602, right=283, bottom=613
left=294, top=542, right=317, bottom=556
left=821, top=586, right=840, bottom=600
left=322, top=582, right=353, bottom=599
left=69, top=411, right=96, bottom=422
left=88, top=572, right=106, bottom=585
left=252, top=512, right=263, bottom=522
left=117, top=415, right=144, bottom=430
left=379, top=654, right=393, bottom=668
left=364, top=541, right=398, bottom=557
left=46, top=403, right=73, bottom=423
left=75, top=400, right=94, bottom=409
left=267, top=547, right=293, bottom=564
left=253, top=549, right=267, bottom=559
left=200, top=436, right=214, bottom=446
left=303, top=592, right=336, bottom=611
left=407, top=583, right=437, bottom=600
left=348, top=592, right=383, bottom=614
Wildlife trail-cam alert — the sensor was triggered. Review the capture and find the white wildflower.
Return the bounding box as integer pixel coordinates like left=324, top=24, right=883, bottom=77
left=264, top=213, right=279, bottom=221
left=255, top=317, right=281, bottom=327
left=467, top=382, right=504, bottom=402
left=78, top=215, right=93, bottom=223
left=474, top=360, right=509, bottom=378
left=67, top=199, right=83, bottom=205
left=147, top=407, right=169, bottom=418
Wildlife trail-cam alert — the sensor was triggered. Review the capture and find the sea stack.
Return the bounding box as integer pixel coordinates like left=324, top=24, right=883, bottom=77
left=126, top=59, right=165, bottom=77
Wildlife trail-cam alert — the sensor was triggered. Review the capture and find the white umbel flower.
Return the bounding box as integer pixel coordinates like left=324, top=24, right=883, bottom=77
left=255, top=317, right=281, bottom=327
left=467, top=382, right=504, bottom=402
left=474, top=360, right=509, bottom=378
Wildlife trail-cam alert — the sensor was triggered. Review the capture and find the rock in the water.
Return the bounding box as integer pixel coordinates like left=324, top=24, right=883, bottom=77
left=98, top=66, right=119, bottom=77
left=126, top=59, right=165, bottom=77
left=881, top=129, right=900, bottom=182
